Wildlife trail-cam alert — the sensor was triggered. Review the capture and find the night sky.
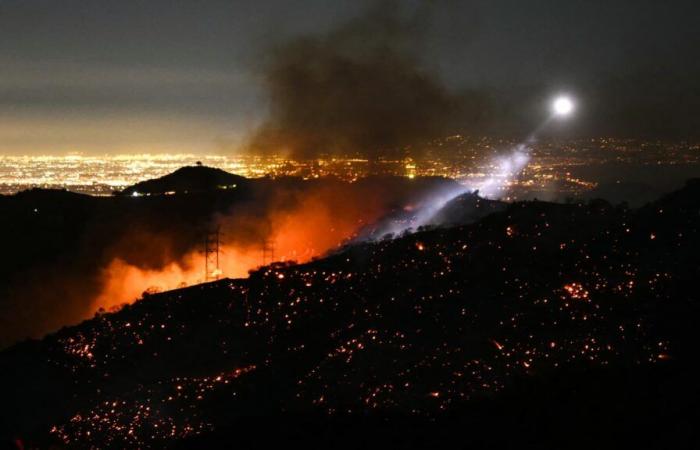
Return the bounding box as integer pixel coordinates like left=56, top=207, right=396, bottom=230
left=1, top=0, right=698, bottom=154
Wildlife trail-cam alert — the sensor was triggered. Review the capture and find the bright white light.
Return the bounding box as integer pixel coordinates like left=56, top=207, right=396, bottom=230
left=553, top=96, right=574, bottom=117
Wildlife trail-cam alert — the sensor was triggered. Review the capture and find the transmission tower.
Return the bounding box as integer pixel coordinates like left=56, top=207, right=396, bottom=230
left=204, top=226, right=221, bottom=282
left=262, top=236, right=275, bottom=266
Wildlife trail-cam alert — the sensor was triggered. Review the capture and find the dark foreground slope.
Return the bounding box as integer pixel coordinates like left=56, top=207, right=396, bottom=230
left=1, top=180, right=700, bottom=449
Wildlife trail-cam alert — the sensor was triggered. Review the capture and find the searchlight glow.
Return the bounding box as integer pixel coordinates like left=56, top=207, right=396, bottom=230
left=371, top=92, right=579, bottom=239
left=552, top=96, right=574, bottom=117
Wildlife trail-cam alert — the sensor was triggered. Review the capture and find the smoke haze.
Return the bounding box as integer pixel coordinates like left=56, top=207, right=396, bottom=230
left=248, top=1, right=469, bottom=159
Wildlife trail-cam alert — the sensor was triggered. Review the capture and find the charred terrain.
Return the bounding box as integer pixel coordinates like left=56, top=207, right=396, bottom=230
left=1, top=175, right=699, bottom=448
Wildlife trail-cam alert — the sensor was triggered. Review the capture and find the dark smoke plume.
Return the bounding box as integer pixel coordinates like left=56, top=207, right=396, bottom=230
left=248, top=1, right=464, bottom=159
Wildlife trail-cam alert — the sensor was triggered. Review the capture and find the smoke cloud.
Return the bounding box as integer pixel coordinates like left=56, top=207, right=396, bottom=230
left=248, top=1, right=465, bottom=159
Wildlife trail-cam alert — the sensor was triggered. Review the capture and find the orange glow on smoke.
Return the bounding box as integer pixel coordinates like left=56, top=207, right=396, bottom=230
left=91, top=189, right=384, bottom=314
left=270, top=191, right=367, bottom=261
left=92, top=247, right=262, bottom=312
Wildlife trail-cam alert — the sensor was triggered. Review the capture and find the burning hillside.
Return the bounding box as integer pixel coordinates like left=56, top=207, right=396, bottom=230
left=0, top=168, right=459, bottom=347
left=1, top=179, right=699, bottom=448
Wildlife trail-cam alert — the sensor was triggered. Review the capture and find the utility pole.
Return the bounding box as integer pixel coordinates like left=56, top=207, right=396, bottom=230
left=262, top=236, right=275, bottom=266
left=204, top=226, right=221, bottom=282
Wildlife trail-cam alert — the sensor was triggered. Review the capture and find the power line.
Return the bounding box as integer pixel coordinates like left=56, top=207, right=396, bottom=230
left=204, top=226, right=221, bottom=282
left=262, top=236, right=275, bottom=266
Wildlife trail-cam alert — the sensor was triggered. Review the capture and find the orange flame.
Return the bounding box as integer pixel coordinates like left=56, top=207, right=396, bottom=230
left=91, top=189, right=384, bottom=313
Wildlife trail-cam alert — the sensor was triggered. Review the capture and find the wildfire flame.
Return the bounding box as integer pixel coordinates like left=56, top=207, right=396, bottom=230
left=91, top=190, right=383, bottom=313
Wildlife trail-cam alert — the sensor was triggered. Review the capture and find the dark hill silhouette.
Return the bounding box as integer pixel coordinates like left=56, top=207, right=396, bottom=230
left=584, top=180, right=662, bottom=207
left=1, top=179, right=699, bottom=448
left=120, top=165, right=248, bottom=196
left=645, top=177, right=700, bottom=211
left=430, top=190, right=507, bottom=226
left=12, top=187, right=89, bottom=201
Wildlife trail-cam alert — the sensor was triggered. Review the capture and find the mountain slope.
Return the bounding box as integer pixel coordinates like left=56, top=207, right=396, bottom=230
left=1, top=180, right=699, bottom=448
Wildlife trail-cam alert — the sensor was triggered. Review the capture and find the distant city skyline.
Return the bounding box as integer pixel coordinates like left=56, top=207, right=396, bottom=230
left=2, top=137, right=697, bottom=203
